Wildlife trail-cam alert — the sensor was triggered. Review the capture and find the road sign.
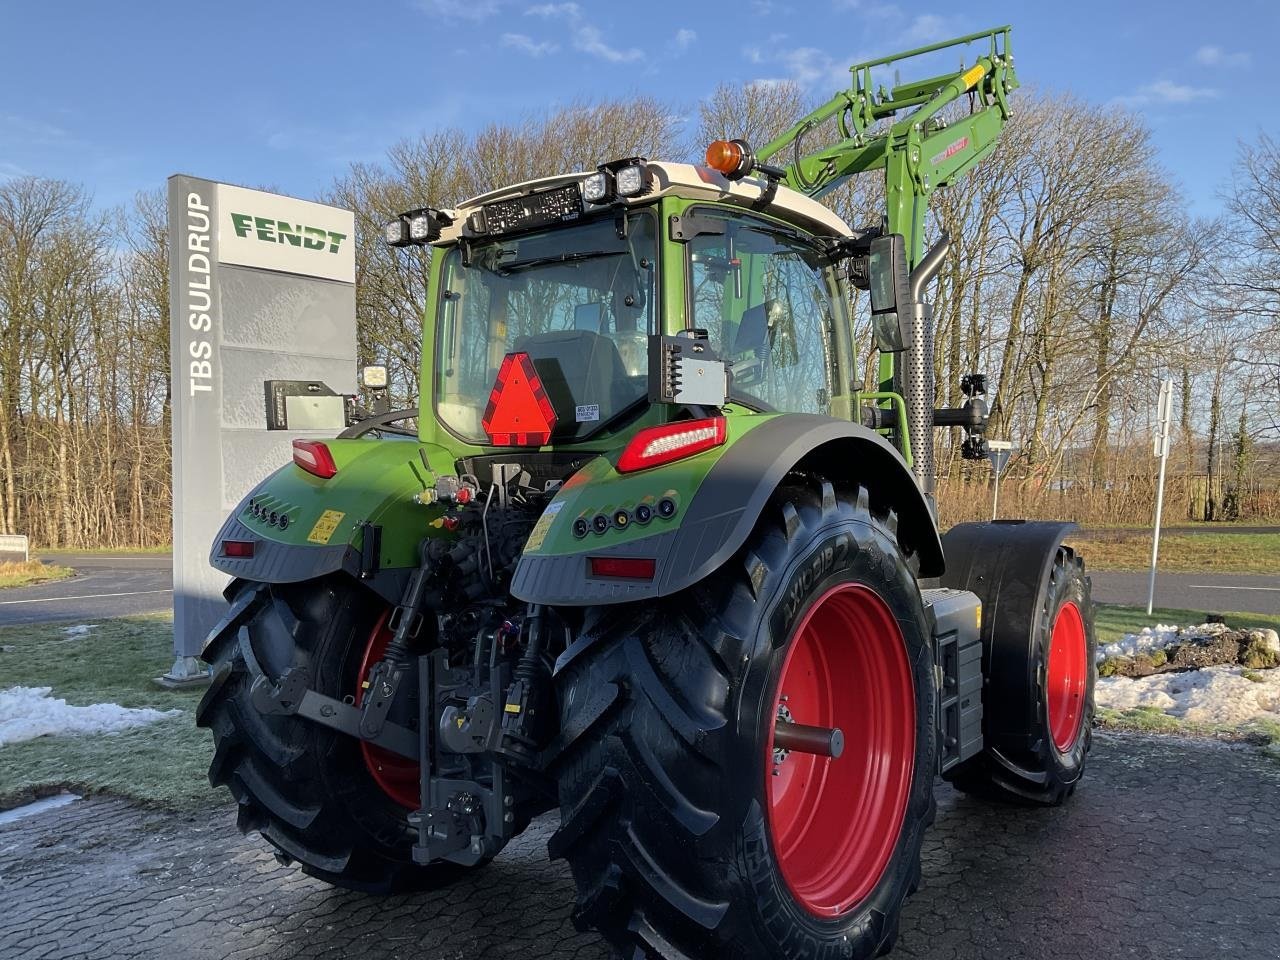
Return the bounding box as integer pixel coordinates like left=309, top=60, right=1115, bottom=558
left=986, top=440, right=1015, bottom=520
left=0, top=533, right=28, bottom=564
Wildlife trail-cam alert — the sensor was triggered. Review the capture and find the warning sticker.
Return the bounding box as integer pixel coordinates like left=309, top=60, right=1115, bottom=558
left=575, top=404, right=600, bottom=423
left=307, top=509, right=346, bottom=544
left=524, top=500, right=565, bottom=552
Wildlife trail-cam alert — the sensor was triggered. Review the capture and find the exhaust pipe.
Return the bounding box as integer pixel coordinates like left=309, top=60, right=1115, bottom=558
left=902, top=232, right=950, bottom=495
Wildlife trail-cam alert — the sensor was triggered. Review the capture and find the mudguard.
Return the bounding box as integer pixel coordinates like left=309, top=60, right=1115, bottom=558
left=511, top=412, right=943, bottom=606
left=208, top=438, right=460, bottom=604
left=938, top=519, right=1078, bottom=741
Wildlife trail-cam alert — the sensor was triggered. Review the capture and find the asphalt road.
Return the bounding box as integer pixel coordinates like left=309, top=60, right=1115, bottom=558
left=1088, top=570, right=1280, bottom=615
left=0, top=553, right=172, bottom=626
left=2, top=732, right=1278, bottom=960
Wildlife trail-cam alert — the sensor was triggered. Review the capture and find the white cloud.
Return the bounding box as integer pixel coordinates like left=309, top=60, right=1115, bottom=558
left=416, top=0, right=500, bottom=20
left=525, top=1, right=579, bottom=14
left=1194, top=45, right=1251, bottom=68
left=674, top=28, right=697, bottom=51
left=524, top=5, right=644, bottom=63
left=900, top=13, right=949, bottom=44
left=574, top=25, right=643, bottom=63
left=1118, top=79, right=1219, bottom=106
left=501, top=32, right=559, bottom=56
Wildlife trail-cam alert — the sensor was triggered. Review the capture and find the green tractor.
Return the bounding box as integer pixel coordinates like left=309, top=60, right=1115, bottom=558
left=198, top=26, right=1095, bottom=960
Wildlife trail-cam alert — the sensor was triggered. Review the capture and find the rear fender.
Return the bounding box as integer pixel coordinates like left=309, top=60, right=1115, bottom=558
left=209, top=439, right=458, bottom=604
left=510, top=413, right=943, bottom=606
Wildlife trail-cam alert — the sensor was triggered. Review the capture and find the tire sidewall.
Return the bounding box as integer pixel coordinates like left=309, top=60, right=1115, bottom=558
left=732, top=512, right=937, bottom=955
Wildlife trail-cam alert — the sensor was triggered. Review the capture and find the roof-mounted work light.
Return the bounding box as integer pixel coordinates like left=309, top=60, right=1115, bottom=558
left=383, top=207, right=453, bottom=248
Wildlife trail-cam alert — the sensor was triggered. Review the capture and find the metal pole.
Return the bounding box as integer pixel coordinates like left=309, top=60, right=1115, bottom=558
left=992, top=470, right=1001, bottom=521
left=1146, top=378, right=1173, bottom=616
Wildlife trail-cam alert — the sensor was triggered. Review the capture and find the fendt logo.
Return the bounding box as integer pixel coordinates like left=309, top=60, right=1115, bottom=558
left=229, top=213, right=348, bottom=254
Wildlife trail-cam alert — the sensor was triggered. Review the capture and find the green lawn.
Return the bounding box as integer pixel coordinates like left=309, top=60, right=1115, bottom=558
left=1093, top=603, right=1280, bottom=645
left=1069, top=532, right=1280, bottom=574
left=0, top=560, right=75, bottom=589
left=0, top=614, right=216, bottom=810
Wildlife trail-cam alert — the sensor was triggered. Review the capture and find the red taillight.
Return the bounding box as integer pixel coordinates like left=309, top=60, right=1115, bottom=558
left=588, top=556, right=656, bottom=580
left=616, top=417, right=727, bottom=473
left=481, top=351, right=558, bottom=447
left=293, top=439, right=338, bottom=479
left=221, top=539, right=255, bottom=558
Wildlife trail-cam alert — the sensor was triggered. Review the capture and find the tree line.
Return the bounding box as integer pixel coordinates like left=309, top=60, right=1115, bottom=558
left=0, top=88, right=1276, bottom=547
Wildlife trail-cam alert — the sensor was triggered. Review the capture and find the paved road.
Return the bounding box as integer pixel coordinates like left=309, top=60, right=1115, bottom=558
left=1089, top=570, right=1280, bottom=615
left=0, top=553, right=172, bottom=626
left=2, top=732, right=1278, bottom=960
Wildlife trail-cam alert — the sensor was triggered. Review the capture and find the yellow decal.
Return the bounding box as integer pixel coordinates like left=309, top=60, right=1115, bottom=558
left=976, top=604, right=983, bottom=632
left=505, top=703, right=522, bottom=714
left=524, top=500, right=565, bottom=553
left=961, top=64, right=985, bottom=90
left=307, top=509, right=346, bottom=544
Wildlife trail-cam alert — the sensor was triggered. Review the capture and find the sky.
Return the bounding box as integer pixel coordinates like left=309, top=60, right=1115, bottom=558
left=1, top=0, right=1276, bottom=219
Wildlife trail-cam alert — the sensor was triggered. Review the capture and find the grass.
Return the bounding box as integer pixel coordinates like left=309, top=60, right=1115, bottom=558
left=0, top=559, right=75, bottom=589
left=0, top=613, right=216, bottom=810
left=36, top=545, right=171, bottom=555
left=1093, top=603, right=1280, bottom=645
left=1068, top=531, right=1280, bottom=574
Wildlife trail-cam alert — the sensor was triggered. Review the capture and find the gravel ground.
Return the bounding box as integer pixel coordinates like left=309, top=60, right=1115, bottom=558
left=2, top=732, right=1279, bottom=960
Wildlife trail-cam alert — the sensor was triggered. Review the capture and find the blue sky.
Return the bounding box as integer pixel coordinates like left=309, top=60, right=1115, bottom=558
left=0, top=0, right=1274, bottom=218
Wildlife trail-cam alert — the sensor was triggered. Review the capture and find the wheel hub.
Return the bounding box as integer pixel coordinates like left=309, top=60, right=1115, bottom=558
left=764, top=582, right=915, bottom=918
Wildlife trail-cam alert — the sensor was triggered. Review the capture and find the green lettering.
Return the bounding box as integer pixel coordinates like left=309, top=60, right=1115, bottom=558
left=326, top=231, right=346, bottom=253
left=254, top=216, right=275, bottom=242
left=230, top=212, right=253, bottom=238
left=276, top=221, right=303, bottom=247
left=302, top=226, right=326, bottom=251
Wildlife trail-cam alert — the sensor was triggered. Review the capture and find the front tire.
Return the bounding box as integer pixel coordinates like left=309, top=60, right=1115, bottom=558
left=551, top=479, right=937, bottom=959
left=944, top=544, right=1096, bottom=805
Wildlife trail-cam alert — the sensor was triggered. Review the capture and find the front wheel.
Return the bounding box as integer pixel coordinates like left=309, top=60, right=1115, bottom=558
left=551, top=479, right=937, bottom=959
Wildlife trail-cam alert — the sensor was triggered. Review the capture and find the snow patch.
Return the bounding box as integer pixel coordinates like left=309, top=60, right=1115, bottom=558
left=0, top=686, right=182, bottom=747
left=0, top=792, right=79, bottom=826
left=1096, top=665, right=1280, bottom=726
left=60, top=624, right=97, bottom=638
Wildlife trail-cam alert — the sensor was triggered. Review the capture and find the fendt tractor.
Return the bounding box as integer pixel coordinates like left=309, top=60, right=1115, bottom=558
left=197, top=26, right=1095, bottom=960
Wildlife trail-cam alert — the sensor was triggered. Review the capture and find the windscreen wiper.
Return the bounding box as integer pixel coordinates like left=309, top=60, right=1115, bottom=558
left=497, top=249, right=622, bottom=274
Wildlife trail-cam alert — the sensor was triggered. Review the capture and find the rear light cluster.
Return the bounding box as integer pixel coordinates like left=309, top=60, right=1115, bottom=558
left=616, top=417, right=726, bottom=473
left=293, top=439, right=338, bottom=479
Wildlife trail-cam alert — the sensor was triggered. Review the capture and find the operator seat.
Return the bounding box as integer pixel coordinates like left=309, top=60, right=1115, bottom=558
left=513, top=330, right=633, bottom=431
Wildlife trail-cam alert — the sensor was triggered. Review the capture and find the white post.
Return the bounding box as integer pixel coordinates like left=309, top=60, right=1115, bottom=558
left=1146, top=378, right=1174, bottom=615
left=992, top=470, right=1001, bottom=521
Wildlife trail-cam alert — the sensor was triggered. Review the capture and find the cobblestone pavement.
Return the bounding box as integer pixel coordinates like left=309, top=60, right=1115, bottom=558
left=3, top=732, right=1278, bottom=960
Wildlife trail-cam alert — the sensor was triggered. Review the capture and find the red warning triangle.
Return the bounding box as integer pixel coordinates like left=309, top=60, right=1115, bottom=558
left=481, top=352, right=558, bottom=446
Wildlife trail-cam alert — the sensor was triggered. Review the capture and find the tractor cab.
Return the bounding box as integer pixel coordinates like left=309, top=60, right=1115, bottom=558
left=385, top=160, right=872, bottom=451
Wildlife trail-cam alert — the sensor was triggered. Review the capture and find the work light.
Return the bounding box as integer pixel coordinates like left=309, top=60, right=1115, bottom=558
left=614, top=164, right=648, bottom=197
left=408, top=211, right=435, bottom=242
left=582, top=172, right=610, bottom=203
left=383, top=218, right=410, bottom=247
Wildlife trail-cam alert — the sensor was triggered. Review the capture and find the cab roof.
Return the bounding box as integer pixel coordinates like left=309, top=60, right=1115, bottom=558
left=438, top=161, right=854, bottom=243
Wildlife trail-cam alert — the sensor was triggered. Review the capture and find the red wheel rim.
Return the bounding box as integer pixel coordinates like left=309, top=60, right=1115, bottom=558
left=765, top=583, right=916, bottom=918
left=1047, top=600, right=1087, bottom=753
left=355, top=609, right=420, bottom=810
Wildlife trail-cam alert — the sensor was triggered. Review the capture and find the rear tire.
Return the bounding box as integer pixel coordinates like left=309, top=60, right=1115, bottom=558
left=196, top=577, right=483, bottom=893
left=551, top=478, right=937, bottom=960
left=944, top=545, right=1096, bottom=805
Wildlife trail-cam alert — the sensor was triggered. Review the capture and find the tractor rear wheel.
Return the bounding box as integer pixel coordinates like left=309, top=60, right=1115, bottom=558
left=551, top=479, right=937, bottom=960
left=944, top=544, right=1096, bottom=805
left=196, top=577, right=484, bottom=893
